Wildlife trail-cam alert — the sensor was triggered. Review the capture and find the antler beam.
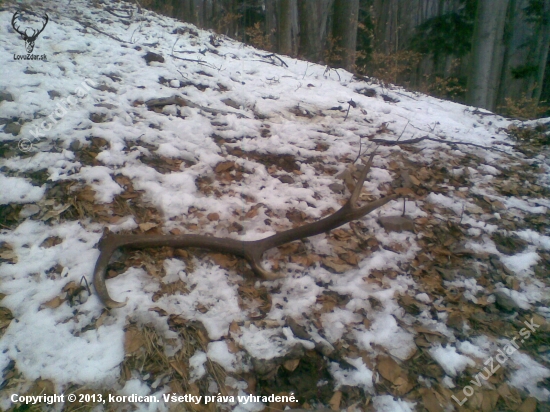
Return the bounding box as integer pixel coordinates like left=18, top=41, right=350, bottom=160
left=93, top=153, right=398, bottom=309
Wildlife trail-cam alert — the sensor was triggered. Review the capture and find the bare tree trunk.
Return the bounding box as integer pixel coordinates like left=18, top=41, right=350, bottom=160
left=265, top=0, right=277, bottom=49
left=276, top=0, right=293, bottom=55
left=318, top=0, right=334, bottom=51
left=298, top=0, right=320, bottom=61
left=172, top=0, right=184, bottom=20
left=532, top=0, right=550, bottom=102
left=332, top=0, right=359, bottom=70
left=467, top=0, right=510, bottom=111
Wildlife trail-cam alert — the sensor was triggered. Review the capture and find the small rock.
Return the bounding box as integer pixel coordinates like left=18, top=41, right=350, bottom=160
left=144, top=51, right=164, bottom=64
left=95, top=84, right=116, bottom=93
left=0, top=91, right=14, bottom=102
left=278, top=175, right=294, bottom=184
left=3, top=122, right=21, bottom=136
left=70, top=140, right=81, bottom=151
left=221, top=98, right=240, bottom=109
left=494, top=290, right=520, bottom=312
left=328, top=183, right=345, bottom=194
left=379, top=215, right=415, bottom=232
left=356, top=87, right=377, bottom=97
left=48, top=90, right=61, bottom=99
left=19, top=204, right=40, bottom=218
left=1, top=149, right=16, bottom=158
left=94, top=103, right=117, bottom=110
left=89, top=113, right=108, bottom=123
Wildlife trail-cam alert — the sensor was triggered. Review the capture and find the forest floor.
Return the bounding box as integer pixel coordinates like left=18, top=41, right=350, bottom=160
left=0, top=1, right=549, bottom=411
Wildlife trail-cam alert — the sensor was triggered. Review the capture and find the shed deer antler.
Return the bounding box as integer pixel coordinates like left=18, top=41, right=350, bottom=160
left=93, top=153, right=398, bottom=308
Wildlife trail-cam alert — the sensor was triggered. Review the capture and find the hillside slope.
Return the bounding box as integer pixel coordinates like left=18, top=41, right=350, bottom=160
left=0, top=1, right=549, bottom=411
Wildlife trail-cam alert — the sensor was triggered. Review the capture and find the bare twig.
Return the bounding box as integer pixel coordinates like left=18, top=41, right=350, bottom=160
left=259, top=53, right=288, bottom=67
left=170, top=54, right=216, bottom=69
left=93, top=153, right=397, bottom=308
left=302, top=62, right=309, bottom=80
left=74, top=18, right=131, bottom=43
left=144, top=95, right=249, bottom=118
left=344, top=99, right=356, bottom=121
left=397, top=120, right=410, bottom=141
left=371, top=135, right=512, bottom=154
left=324, top=66, right=341, bottom=81
left=105, top=7, right=133, bottom=19
left=80, top=276, right=91, bottom=296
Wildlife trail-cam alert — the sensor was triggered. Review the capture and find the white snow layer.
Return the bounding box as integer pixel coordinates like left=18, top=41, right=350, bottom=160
left=0, top=0, right=548, bottom=409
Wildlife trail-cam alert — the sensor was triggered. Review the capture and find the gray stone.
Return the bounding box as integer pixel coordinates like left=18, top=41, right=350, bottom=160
left=278, top=175, right=294, bottom=184
left=494, top=290, right=520, bottom=312
left=3, top=122, right=21, bottom=136
left=221, top=98, right=240, bottom=109
left=48, top=90, right=61, bottom=99
left=0, top=91, right=14, bottom=102
left=70, top=140, right=81, bottom=151
left=19, top=204, right=40, bottom=218
left=328, top=183, right=345, bottom=193
left=144, top=51, right=164, bottom=64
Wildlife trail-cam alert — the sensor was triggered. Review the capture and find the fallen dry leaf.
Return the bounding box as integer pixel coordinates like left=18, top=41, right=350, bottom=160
left=419, top=388, right=443, bottom=412
left=124, top=327, right=146, bottom=354
left=283, top=359, right=300, bottom=372
left=215, top=161, right=235, bottom=173
left=329, top=391, right=342, bottom=411
left=377, top=356, right=402, bottom=383
left=139, top=222, right=158, bottom=232
left=322, top=256, right=352, bottom=273
left=517, top=397, right=537, bottom=412
left=42, top=296, right=64, bottom=309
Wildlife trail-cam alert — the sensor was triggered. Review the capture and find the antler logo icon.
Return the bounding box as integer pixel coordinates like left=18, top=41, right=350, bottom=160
left=11, top=11, right=49, bottom=53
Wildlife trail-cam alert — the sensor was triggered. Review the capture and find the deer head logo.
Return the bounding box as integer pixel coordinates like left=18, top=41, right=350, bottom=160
left=11, top=11, right=49, bottom=54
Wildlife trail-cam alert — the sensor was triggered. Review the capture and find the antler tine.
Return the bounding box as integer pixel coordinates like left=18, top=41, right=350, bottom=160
left=248, top=254, right=285, bottom=281
left=349, top=150, right=377, bottom=208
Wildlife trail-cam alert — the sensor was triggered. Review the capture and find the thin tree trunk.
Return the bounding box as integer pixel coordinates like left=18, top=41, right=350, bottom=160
left=332, top=0, right=359, bottom=70
left=277, top=0, right=293, bottom=55
left=265, top=0, right=277, bottom=49
left=298, top=1, right=320, bottom=61
left=532, top=0, right=550, bottom=102
left=467, top=0, right=510, bottom=111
